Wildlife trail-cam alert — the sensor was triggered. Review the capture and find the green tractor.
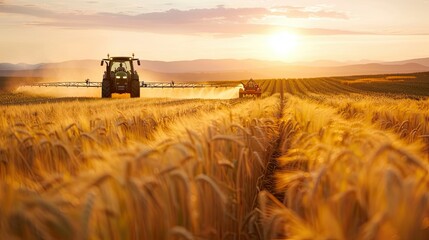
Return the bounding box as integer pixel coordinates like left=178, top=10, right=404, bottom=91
left=100, top=54, right=141, bottom=98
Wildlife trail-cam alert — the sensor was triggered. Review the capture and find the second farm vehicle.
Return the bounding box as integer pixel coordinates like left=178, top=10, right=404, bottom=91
left=239, top=79, right=262, bottom=98
left=101, top=55, right=141, bottom=98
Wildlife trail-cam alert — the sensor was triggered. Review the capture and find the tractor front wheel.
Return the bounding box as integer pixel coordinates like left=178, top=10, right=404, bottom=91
left=102, top=80, right=112, bottom=98
left=130, top=80, right=140, bottom=98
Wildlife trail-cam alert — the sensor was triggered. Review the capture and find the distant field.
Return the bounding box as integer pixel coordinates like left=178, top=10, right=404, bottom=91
left=1, top=73, right=429, bottom=239
left=1, top=71, right=428, bottom=98
left=337, top=72, right=429, bottom=96
left=256, top=71, right=429, bottom=97
left=0, top=92, right=97, bottom=105
left=0, top=76, right=42, bottom=92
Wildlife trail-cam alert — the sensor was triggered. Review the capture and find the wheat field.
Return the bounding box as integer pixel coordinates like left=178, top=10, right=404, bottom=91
left=1, top=77, right=429, bottom=240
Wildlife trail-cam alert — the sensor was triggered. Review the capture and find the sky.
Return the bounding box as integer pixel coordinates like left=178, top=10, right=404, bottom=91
left=1, top=0, right=429, bottom=63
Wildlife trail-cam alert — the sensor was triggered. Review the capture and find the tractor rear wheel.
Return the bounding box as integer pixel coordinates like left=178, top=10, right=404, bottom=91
left=102, top=80, right=112, bottom=98
left=130, top=80, right=140, bottom=98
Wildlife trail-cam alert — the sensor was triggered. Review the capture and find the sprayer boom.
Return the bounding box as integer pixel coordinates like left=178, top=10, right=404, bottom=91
left=23, top=81, right=236, bottom=89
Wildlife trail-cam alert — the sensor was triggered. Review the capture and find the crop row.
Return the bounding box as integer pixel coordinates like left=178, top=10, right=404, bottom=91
left=257, top=78, right=362, bottom=96
left=0, top=98, right=244, bottom=185
left=256, top=94, right=429, bottom=239
left=307, top=93, right=429, bottom=154
left=0, top=96, right=282, bottom=239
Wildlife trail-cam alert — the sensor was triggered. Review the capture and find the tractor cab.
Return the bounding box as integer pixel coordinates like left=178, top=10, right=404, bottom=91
left=100, top=54, right=141, bottom=98
left=243, top=79, right=258, bottom=90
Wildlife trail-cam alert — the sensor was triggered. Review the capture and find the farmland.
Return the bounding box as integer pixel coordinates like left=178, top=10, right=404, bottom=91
left=1, top=75, right=429, bottom=240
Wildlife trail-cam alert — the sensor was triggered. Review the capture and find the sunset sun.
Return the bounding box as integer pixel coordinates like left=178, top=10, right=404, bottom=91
left=268, top=32, right=299, bottom=57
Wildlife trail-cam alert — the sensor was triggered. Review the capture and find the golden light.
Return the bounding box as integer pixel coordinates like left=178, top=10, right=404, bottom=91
left=268, top=32, right=299, bottom=57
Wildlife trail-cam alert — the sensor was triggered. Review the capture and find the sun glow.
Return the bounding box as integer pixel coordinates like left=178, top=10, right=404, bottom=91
left=268, top=32, right=299, bottom=58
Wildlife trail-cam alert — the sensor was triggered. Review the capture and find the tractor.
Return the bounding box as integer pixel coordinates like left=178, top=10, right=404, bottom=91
left=239, top=79, right=262, bottom=98
left=100, top=54, right=141, bottom=98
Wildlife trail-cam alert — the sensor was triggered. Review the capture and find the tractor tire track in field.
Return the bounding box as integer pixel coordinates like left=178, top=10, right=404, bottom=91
left=261, top=77, right=426, bottom=208
left=261, top=89, right=286, bottom=202
left=257, top=94, right=429, bottom=239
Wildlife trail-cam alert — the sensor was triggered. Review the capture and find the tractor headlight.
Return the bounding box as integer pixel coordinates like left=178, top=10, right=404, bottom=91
left=116, top=76, right=121, bottom=79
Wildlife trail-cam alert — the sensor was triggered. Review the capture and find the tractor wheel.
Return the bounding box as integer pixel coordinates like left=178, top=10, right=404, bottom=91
left=102, top=80, right=112, bottom=98
left=130, top=80, right=140, bottom=98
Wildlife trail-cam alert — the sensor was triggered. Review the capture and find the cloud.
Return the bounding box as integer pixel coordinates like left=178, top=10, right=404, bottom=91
left=0, top=4, right=365, bottom=36
left=271, top=5, right=348, bottom=19
left=0, top=4, right=56, bottom=18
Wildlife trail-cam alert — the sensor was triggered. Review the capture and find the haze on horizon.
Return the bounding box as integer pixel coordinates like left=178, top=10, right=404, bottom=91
left=1, top=0, right=429, bottom=64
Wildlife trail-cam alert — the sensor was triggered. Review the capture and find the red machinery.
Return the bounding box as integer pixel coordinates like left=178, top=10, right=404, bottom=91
left=239, top=79, right=262, bottom=98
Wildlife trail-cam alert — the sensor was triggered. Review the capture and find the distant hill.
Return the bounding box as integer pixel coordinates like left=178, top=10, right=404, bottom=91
left=291, top=59, right=382, bottom=67
left=1, top=57, right=429, bottom=83
left=385, top=57, right=429, bottom=67
left=138, top=59, right=287, bottom=73
left=0, top=63, right=41, bottom=71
